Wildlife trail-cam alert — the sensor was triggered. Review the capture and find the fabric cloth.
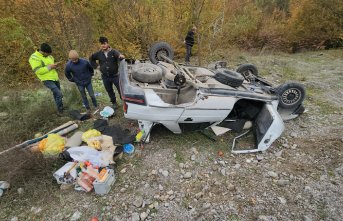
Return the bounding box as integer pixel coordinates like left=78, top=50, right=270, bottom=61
left=93, top=120, right=135, bottom=145
left=77, top=82, right=97, bottom=109
left=28, top=50, right=59, bottom=81
left=43, top=80, right=63, bottom=112
left=89, top=48, right=121, bottom=77
left=102, top=75, right=121, bottom=104
left=65, top=58, right=94, bottom=86
left=69, top=110, right=91, bottom=121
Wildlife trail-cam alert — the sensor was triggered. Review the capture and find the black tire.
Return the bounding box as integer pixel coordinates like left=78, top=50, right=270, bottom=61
left=275, top=82, right=305, bottom=109
left=214, top=68, right=244, bottom=87
left=236, top=64, right=258, bottom=80
left=148, top=42, right=174, bottom=64
left=132, top=63, right=163, bottom=83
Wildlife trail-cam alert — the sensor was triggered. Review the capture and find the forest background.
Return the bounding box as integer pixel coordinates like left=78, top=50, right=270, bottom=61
left=0, top=0, right=342, bottom=87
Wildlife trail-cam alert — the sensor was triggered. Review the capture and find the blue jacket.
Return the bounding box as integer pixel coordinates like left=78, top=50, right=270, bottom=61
left=65, top=58, right=94, bottom=86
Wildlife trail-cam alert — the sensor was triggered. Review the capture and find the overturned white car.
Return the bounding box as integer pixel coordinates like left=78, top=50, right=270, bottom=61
left=119, top=42, right=305, bottom=153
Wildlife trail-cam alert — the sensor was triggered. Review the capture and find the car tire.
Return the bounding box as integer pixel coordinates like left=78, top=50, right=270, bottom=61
left=214, top=68, right=244, bottom=87
left=275, top=82, right=305, bottom=109
left=132, top=63, right=163, bottom=83
left=148, top=42, right=174, bottom=64
left=236, top=64, right=258, bottom=80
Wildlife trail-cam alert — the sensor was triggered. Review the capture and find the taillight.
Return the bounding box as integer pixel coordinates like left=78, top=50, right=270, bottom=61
left=123, top=101, right=128, bottom=113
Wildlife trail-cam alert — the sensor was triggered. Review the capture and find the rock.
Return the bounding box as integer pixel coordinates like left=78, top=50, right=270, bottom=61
left=233, top=164, right=241, bottom=169
left=291, top=144, right=298, bottom=149
left=220, top=168, right=226, bottom=176
left=282, top=143, right=289, bottom=148
left=303, top=215, right=312, bottom=221
left=335, top=165, right=343, bottom=176
left=278, top=197, right=287, bottom=204
left=17, top=188, right=24, bottom=195
left=277, top=179, right=290, bottom=187
left=258, top=215, right=277, bottom=221
left=159, top=184, right=164, bottom=191
left=203, top=203, right=211, bottom=209
left=179, top=163, right=185, bottom=168
left=183, top=172, right=192, bottom=179
left=191, top=154, right=196, bottom=161
left=120, top=168, right=127, bottom=173
left=151, top=170, right=157, bottom=175
left=120, top=188, right=126, bottom=193
left=0, top=112, right=9, bottom=118
left=0, top=181, right=10, bottom=189
left=256, top=155, right=264, bottom=161
left=131, top=212, right=140, bottom=221
left=218, top=161, right=225, bottom=167
left=167, top=190, right=174, bottom=195
left=140, top=212, right=148, bottom=221
left=164, top=202, right=170, bottom=207
left=30, top=207, right=42, bottom=214
left=0, top=189, right=3, bottom=197
left=191, top=147, right=198, bottom=154
left=161, top=170, right=169, bottom=177
left=70, top=211, right=82, bottom=221
left=195, top=192, right=204, bottom=199
left=267, top=171, right=278, bottom=178
left=227, top=184, right=236, bottom=191
left=246, top=158, right=253, bottom=163
left=133, top=196, right=144, bottom=208
left=290, top=132, right=298, bottom=138
left=10, top=217, right=18, bottom=221
left=275, top=150, right=283, bottom=158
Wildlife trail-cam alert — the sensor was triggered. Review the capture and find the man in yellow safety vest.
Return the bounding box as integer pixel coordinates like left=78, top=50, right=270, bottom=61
left=29, top=43, right=64, bottom=114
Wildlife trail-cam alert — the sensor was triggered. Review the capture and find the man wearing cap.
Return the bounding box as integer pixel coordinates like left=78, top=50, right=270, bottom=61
left=29, top=43, right=64, bottom=114
left=89, top=37, right=125, bottom=113
left=65, top=50, right=98, bottom=112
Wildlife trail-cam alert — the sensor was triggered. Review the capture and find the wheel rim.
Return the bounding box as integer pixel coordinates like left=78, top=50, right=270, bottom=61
left=281, top=88, right=301, bottom=105
left=242, top=70, right=253, bottom=78
left=155, top=49, right=168, bottom=61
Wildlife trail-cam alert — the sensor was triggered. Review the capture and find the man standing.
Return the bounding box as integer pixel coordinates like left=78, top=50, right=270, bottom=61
left=29, top=43, right=64, bottom=114
left=89, top=37, right=124, bottom=113
left=65, top=50, right=98, bottom=112
left=184, top=26, right=197, bottom=65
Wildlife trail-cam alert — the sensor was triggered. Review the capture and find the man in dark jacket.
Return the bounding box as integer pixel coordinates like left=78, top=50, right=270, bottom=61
left=65, top=50, right=98, bottom=112
left=89, top=37, right=125, bottom=111
left=184, top=26, right=197, bottom=64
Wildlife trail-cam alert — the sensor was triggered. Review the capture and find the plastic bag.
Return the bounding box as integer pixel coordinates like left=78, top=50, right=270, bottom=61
left=100, top=106, right=114, bottom=118
left=38, top=134, right=65, bottom=155
left=66, top=146, right=113, bottom=167
left=82, top=129, right=101, bottom=142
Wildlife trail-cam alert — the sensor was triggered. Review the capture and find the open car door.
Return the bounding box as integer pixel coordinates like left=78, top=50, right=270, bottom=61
left=232, top=103, right=284, bottom=153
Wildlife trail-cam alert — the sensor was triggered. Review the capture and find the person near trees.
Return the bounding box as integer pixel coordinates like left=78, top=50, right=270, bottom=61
left=29, top=43, right=64, bottom=114
left=65, top=50, right=98, bottom=112
left=184, top=26, right=197, bottom=64
left=89, top=36, right=125, bottom=113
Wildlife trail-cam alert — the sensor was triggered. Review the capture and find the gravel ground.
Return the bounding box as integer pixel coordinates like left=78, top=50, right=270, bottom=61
left=0, top=49, right=342, bottom=221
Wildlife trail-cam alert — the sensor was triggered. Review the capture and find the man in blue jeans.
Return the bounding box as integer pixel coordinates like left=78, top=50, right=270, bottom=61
left=89, top=37, right=125, bottom=114
left=65, top=50, right=98, bottom=112
left=29, top=43, right=64, bottom=114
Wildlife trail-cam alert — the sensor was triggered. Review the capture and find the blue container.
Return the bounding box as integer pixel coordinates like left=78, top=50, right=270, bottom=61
left=123, top=144, right=135, bottom=154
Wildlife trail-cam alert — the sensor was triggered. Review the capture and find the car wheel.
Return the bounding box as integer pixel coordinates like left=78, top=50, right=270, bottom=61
left=132, top=63, right=163, bottom=83
left=214, top=68, right=244, bottom=87
left=148, top=42, right=174, bottom=64
left=275, top=82, right=305, bottom=109
left=236, top=64, right=258, bottom=80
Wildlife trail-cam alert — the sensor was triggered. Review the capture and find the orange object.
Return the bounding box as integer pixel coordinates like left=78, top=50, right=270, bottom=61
left=84, top=161, right=92, bottom=167
left=90, top=217, right=98, bottom=221
left=77, top=172, right=95, bottom=192
left=218, top=150, right=224, bottom=156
